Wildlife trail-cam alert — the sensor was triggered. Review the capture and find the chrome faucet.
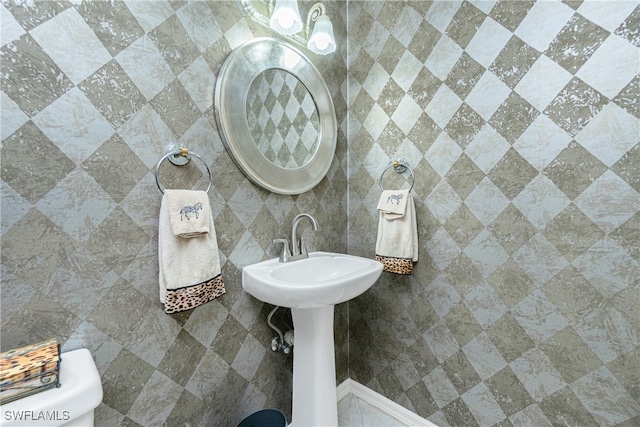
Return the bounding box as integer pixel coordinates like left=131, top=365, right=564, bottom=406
left=291, top=213, right=319, bottom=256
left=273, top=213, right=319, bottom=262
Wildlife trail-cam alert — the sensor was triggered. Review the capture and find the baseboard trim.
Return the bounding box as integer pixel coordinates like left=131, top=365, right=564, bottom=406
left=336, top=379, right=438, bottom=427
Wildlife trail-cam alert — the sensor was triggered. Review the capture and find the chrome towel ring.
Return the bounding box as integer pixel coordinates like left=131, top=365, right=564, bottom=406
left=155, top=146, right=212, bottom=194
left=378, top=157, right=415, bottom=192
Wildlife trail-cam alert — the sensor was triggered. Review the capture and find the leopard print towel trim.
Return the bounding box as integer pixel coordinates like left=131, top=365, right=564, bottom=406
left=376, top=255, right=413, bottom=275
left=164, top=274, right=225, bottom=314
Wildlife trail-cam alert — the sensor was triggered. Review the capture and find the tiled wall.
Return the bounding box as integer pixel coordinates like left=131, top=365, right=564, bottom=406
left=347, top=1, right=639, bottom=426
left=0, top=1, right=347, bottom=425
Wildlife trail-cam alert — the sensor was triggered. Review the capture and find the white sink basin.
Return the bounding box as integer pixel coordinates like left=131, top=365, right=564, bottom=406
left=242, top=251, right=383, bottom=309
left=242, top=251, right=383, bottom=426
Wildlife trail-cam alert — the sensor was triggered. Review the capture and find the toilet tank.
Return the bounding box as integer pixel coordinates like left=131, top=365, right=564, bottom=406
left=1, top=348, right=103, bottom=427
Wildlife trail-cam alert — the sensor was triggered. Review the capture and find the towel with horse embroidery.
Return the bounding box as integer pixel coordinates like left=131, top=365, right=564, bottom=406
left=375, top=189, right=418, bottom=275
left=159, top=190, right=225, bottom=314
left=377, top=189, right=409, bottom=220
left=164, top=189, right=210, bottom=238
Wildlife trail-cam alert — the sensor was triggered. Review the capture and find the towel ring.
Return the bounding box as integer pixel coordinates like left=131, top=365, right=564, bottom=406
left=155, top=146, right=212, bottom=194
left=378, top=157, right=415, bottom=192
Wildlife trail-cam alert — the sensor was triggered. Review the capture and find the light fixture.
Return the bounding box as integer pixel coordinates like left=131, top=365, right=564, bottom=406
left=270, top=0, right=303, bottom=35
left=305, top=3, right=336, bottom=55
left=241, top=0, right=337, bottom=55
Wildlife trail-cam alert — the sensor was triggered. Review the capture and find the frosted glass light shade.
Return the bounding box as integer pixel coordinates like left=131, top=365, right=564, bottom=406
left=307, top=14, right=336, bottom=55
left=270, top=0, right=303, bottom=35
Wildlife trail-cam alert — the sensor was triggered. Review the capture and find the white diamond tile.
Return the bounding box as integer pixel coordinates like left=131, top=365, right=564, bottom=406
left=512, top=175, right=571, bottom=230
left=124, top=0, right=174, bottom=33
left=426, top=181, right=463, bottom=224
left=177, top=1, right=223, bottom=52
left=264, top=192, right=294, bottom=221
left=575, top=170, right=640, bottom=234
left=392, top=5, right=424, bottom=48
left=179, top=57, right=215, bottom=112
left=576, top=34, right=640, bottom=99
left=511, top=348, right=566, bottom=402
left=1, top=4, right=25, bottom=47
left=227, top=180, right=264, bottom=226
left=512, top=289, right=569, bottom=342
left=35, top=168, right=116, bottom=242
left=513, top=233, right=569, bottom=287
left=118, top=104, right=177, bottom=169
left=467, top=0, right=497, bottom=14
left=463, top=332, right=507, bottom=381
left=391, top=50, right=423, bottom=92
left=424, top=365, right=459, bottom=408
left=425, top=0, right=462, bottom=34
left=362, top=103, right=390, bottom=140
left=29, top=7, right=111, bottom=85
left=0, top=90, right=29, bottom=140
left=510, top=405, right=553, bottom=427
left=513, top=114, right=572, bottom=171
left=465, top=71, right=511, bottom=121
left=425, top=274, right=462, bottom=319
left=573, top=237, right=640, bottom=299
left=127, top=372, right=182, bottom=426
left=363, top=21, right=390, bottom=59
left=230, top=281, right=262, bottom=330
left=185, top=350, right=230, bottom=400
left=391, top=95, right=423, bottom=135
left=231, top=334, right=266, bottom=382
left=426, top=132, right=463, bottom=178
left=425, top=85, right=462, bottom=129
left=424, top=321, right=461, bottom=364
left=462, top=382, right=506, bottom=427
left=425, top=35, right=464, bottom=81
left=1, top=180, right=31, bottom=236
left=362, top=62, right=390, bottom=100
left=572, top=366, right=640, bottom=424
left=465, top=125, right=510, bottom=174
left=426, top=227, right=461, bottom=271
left=574, top=304, right=638, bottom=364
left=63, top=320, right=122, bottom=375
left=464, top=230, right=510, bottom=279
left=363, top=141, right=392, bottom=183
left=514, top=0, right=575, bottom=52
left=575, top=102, right=640, bottom=167
left=116, top=35, right=174, bottom=101
left=464, top=177, right=510, bottom=226
left=514, top=55, right=573, bottom=113
left=121, top=172, right=162, bottom=234
left=466, top=17, right=513, bottom=68
left=464, top=280, right=509, bottom=328
left=577, top=0, right=639, bottom=32
left=126, top=304, right=181, bottom=366
left=224, top=20, right=253, bottom=50
left=32, top=87, right=115, bottom=165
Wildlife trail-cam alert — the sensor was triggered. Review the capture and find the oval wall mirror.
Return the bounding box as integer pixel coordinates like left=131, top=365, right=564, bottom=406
left=214, top=38, right=337, bottom=195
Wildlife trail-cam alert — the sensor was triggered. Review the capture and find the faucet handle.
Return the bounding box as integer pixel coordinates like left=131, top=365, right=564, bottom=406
left=299, top=232, right=314, bottom=255
left=273, top=239, right=291, bottom=263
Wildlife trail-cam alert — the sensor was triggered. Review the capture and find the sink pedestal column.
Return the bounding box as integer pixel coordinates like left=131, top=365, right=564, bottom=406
left=291, top=306, right=337, bottom=426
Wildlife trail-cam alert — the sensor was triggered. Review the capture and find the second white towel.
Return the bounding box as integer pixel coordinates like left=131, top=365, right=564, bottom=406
left=159, top=191, right=225, bottom=313
left=375, top=190, right=418, bottom=275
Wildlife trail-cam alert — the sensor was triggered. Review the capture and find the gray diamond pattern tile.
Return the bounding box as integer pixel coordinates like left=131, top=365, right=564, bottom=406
left=2, top=1, right=638, bottom=426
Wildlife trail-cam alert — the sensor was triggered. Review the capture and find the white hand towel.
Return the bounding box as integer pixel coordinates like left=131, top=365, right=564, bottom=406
left=377, top=189, right=409, bottom=220
left=159, top=192, right=225, bottom=313
left=375, top=192, right=418, bottom=275
left=164, top=189, right=210, bottom=238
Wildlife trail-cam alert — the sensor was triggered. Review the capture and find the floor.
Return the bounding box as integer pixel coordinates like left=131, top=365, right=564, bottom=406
left=338, top=394, right=407, bottom=427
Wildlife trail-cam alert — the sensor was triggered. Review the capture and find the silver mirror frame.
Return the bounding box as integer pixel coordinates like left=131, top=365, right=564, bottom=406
left=214, top=38, right=337, bottom=195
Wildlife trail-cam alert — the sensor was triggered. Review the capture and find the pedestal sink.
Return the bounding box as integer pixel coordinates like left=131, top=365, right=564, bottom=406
left=243, top=252, right=383, bottom=426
